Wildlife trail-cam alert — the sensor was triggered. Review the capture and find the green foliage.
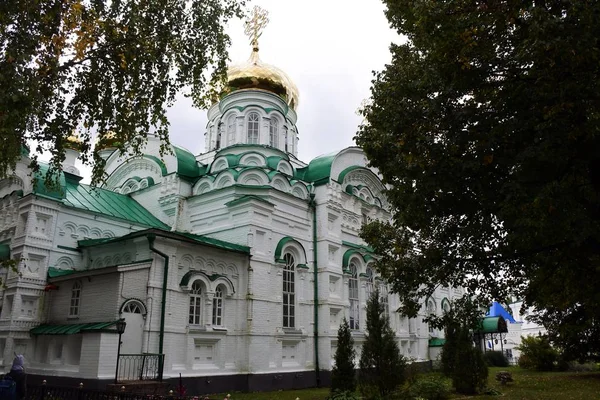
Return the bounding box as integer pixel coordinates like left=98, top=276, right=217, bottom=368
left=0, top=0, right=244, bottom=186
left=328, top=390, right=360, bottom=400
left=359, top=289, right=407, bottom=399
left=441, top=325, right=488, bottom=395
left=331, top=317, right=356, bottom=394
left=483, top=351, right=509, bottom=367
left=516, top=335, right=558, bottom=371
left=356, top=0, right=600, bottom=361
left=408, top=376, right=452, bottom=400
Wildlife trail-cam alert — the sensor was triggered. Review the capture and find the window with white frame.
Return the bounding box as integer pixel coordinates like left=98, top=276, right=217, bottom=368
left=227, top=115, right=236, bottom=145
left=365, top=267, right=374, bottom=301
left=247, top=112, right=260, bottom=144
left=442, top=299, right=451, bottom=314
left=379, top=283, right=389, bottom=318
left=349, top=262, right=360, bottom=330
left=189, top=281, right=203, bottom=325
left=269, top=119, right=279, bottom=148
left=69, top=281, right=81, bottom=317
left=283, top=253, right=296, bottom=328
left=212, top=285, right=224, bottom=326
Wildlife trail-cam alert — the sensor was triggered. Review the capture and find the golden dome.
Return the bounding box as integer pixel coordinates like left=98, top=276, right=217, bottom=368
left=226, top=49, right=299, bottom=109
left=64, top=132, right=83, bottom=151
left=95, top=131, right=120, bottom=151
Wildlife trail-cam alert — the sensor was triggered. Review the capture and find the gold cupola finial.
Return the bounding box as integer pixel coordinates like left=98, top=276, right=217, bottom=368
left=244, top=6, right=269, bottom=56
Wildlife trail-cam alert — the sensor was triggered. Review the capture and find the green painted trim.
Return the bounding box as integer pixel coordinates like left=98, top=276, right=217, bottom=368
left=221, top=102, right=285, bottom=117
left=342, top=241, right=375, bottom=254
left=0, top=189, right=24, bottom=201
left=214, top=144, right=288, bottom=160
left=297, top=264, right=309, bottom=269
left=180, top=270, right=211, bottom=287
left=56, top=245, right=81, bottom=252
left=225, top=195, right=275, bottom=208
left=47, top=267, right=77, bottom=278
left=342, top=249, right=366, bottom=269
left=337, top=166, right=363, bottom=184
left=273, top=237, right=307, bottom=263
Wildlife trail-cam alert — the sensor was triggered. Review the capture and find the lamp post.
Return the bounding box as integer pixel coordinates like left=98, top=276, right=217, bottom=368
left=114, top=318, right=127, bottom=384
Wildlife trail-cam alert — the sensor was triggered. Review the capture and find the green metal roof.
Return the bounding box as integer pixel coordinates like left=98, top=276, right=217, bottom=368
left=297, top=151, right=338, bottom=184
left=33, top=163, right=67, bottom=200
left=78, top=228, right=250, bottom=254
left=173, top=145, right=200, bottom=179
left=63, top=176, right=168, bottom=229
left=30, top=321, right=120, bottom=335
left=429, top=338, right=446, bottom=347
left=476, top=316, right=508, bottom=334
left=47, top=266, right=78, bottom=278
left=0, top=244, right=10, bottom=260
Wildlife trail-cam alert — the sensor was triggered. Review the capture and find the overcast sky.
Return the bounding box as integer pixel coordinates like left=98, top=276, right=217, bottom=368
left=167, top=0, right=402, bottom=163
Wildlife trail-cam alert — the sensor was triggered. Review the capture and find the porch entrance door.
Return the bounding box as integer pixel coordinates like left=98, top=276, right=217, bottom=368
left=121, top=302, right=144, bottom=354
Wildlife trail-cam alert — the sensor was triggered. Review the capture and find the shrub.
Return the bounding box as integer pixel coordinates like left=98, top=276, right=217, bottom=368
left=483, top=351, right=509, bottom=367
left=408, top=376, right=452, bottom=400
left=359, top=289, right=407, bottom=399
left=331, top=317, right=356, bottom=394
left=444, top=327, right=488, bottom=395
left=516, top=335, right=558, bottom=371
left=329, top=390, right=360, bottom=400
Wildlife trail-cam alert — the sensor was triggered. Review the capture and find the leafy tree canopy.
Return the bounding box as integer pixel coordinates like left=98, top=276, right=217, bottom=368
left=356, top=0, right=600, bottom=359
left=1, top=0, right=244, bottom=186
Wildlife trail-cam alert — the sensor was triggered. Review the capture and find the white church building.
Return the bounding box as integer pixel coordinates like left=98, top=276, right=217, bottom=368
left=0, top=17, right=461, bottom=392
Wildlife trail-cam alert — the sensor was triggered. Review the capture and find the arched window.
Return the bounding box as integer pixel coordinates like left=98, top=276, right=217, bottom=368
left=349, top=262, right=360, bottom=330
left=123, top=301, right=143, bottom=314
left=269, top=119, right=279, bottom=148
left=283, top=253, right=296, bottom=328
left=442, top=299, right=451, bottom=314
left=247, top=112, right=260, bottom=144
left=284, top=127, right=289, bottom=152
left=189, top=281, right=203, bottom=325
left=227, top=115, right=236, bottom=145
left=69, top=282, right=81, bottom=317
left=365, top=267, right=374, bottom=301
left=212, top=286, right=224, bottom=326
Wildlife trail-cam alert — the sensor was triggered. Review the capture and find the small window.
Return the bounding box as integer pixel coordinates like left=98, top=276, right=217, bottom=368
left=269, top=119, right=279, bottom=148
left=247, top=113, right=260, bottom=144
left=379, top=283, right=389, bottom=317
left=123, top=301, right=143, bottom=314
left=189, top=281, right=203, bottom=325
left=212, top=286, right=224, bottom=326
left=69, top=282, right=81, bottom=317
left=365, top=267, right=374, bottom=300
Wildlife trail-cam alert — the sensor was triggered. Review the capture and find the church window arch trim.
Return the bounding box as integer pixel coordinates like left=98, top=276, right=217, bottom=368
left=274, top=237, right=308, bottom=268
left=119, top=298, right=148, bottom=316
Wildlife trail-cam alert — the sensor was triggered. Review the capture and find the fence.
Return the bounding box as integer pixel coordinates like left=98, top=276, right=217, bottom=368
left=117, top=353, right=164, bottom=382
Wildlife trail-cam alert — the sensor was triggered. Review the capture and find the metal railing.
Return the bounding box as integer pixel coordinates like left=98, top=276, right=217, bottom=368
left=117, top=353, right=164, bottom=382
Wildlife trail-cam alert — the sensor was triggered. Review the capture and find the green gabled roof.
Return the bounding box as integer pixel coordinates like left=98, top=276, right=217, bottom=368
left=30, top=321, right=120, bottom=335
left=78, top=228, right=250, bottom=255
left=173, top=145, right=201, bottom=179
left=63, top=176, right=168, bottom=229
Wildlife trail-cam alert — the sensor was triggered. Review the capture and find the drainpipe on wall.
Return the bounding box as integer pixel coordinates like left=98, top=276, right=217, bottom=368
left=147, top=234, right=169, bottom=381
left=308, top=193, right=321, bottom=387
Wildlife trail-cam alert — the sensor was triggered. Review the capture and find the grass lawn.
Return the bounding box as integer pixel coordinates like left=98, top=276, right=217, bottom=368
left=212, top=367, right=600, bottom=400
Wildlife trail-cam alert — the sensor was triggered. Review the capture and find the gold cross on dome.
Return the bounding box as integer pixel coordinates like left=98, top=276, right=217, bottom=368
left=244, top=6, right=269, bottom=51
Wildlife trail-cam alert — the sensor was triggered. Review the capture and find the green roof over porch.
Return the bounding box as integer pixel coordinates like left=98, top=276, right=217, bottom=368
left=429, top=338, right=446, bottom=347
left=30, top=321, right=120, bottom=335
